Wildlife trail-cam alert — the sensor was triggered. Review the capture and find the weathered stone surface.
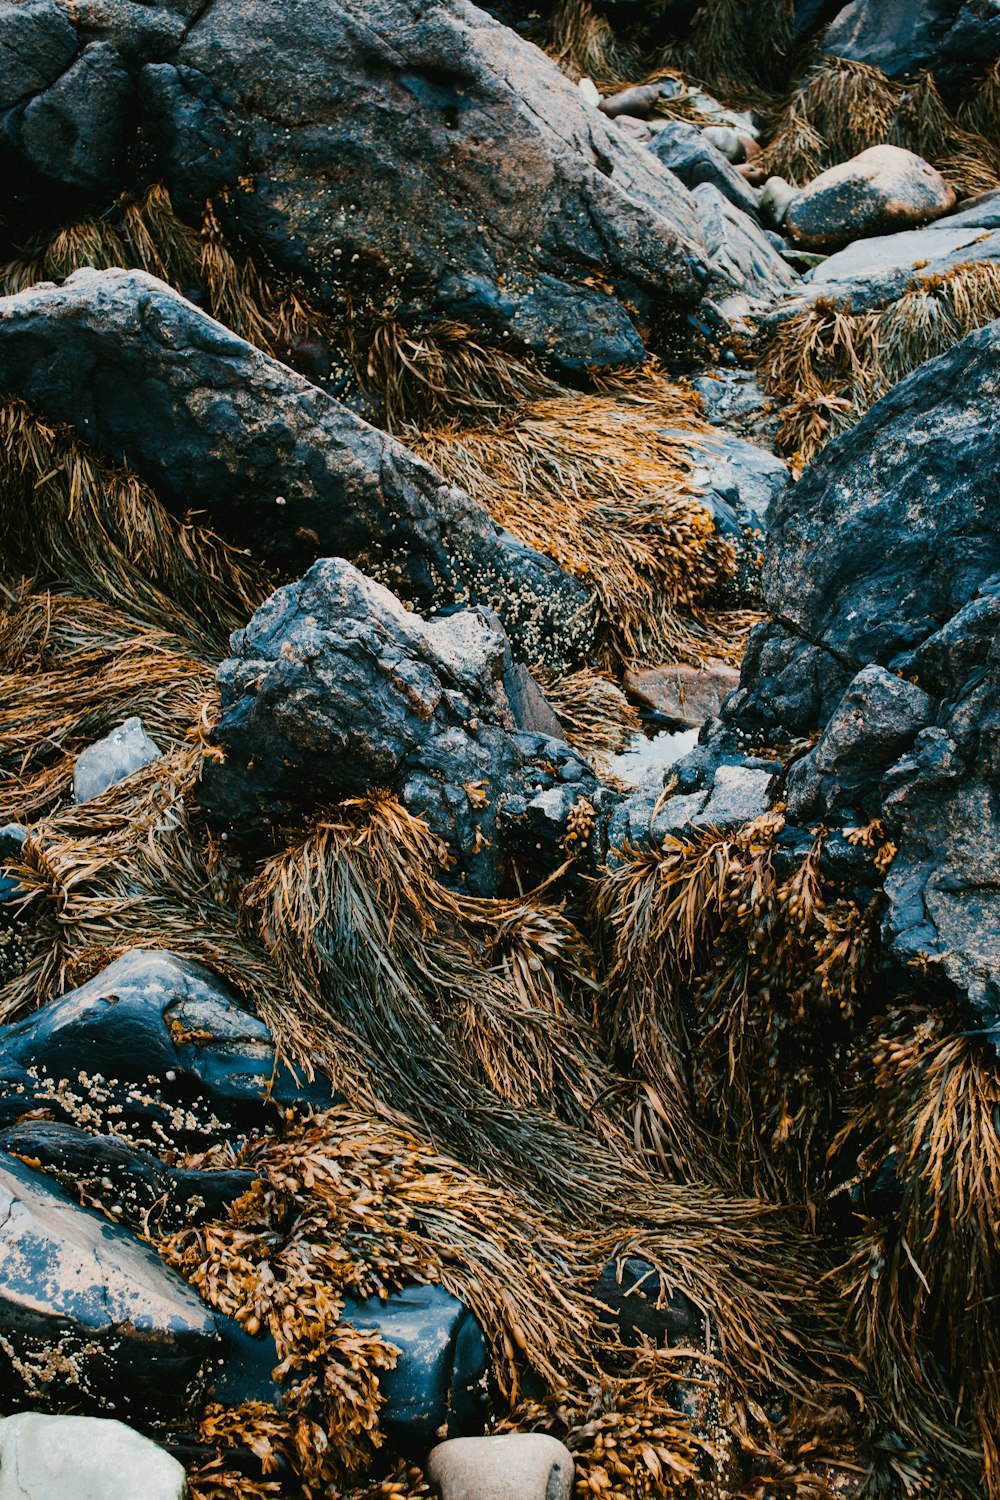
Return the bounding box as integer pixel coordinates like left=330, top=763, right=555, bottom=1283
left=428, top=1433, right=574, bottom=1500
left=649, top=121, right=762, bottom=219
left=625, top=662, right=741, bottom=728
left=0, top=1153, right=217, bottom=1418
left=202, top=558, right=597, bottom=892
left=0, top=1, right=77, bottom=111
left=73, top=717, right=161, bottom=803
left=0, top=269, right=593, bottom=666
left=0, top=1412, right=186, bottom=1500
left=0, top=949, right=332, bottom=1143
left=824, top=0, right=1000, bottom=90
left=14, top=40, right=132, bottom=191
left=785, top=146, right=956, bottom=250
left=143, top=0, right=708, bottom=373
left=760, top=175, right=798, bottom=229
left=784, top=664, right=935, bottom=819
left=693, top=184, right=800, bottom=305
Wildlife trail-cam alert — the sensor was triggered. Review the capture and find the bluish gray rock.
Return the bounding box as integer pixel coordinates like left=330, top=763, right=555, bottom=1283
left=73, top=716, right=161, bottom=803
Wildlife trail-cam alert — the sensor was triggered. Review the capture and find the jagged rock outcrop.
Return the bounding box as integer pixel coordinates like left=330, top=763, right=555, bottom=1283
left=824, top=0, right=1000, bottom=91
left=0, top=269, right=594, bottom=667
left=628, top=320, right=1000, bottom=1025
left=202, top=558, right=600, bottom=892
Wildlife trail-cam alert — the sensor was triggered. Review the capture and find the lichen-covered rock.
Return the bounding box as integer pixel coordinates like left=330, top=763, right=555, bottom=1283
left=0, top=1153, right=218, bottom=1419
left=0, top=949, right=333, bottom=1144
left=0, top=1412, right=186, bottom=1500
left=0, top=269, right=593, bottom=666
left=784, top=145, right=956, bottom=250
left=203, top=558, right=598, bottom=891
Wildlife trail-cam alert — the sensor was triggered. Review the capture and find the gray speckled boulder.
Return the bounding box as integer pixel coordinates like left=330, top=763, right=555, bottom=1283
left=785, top=146, right=955, bottom=250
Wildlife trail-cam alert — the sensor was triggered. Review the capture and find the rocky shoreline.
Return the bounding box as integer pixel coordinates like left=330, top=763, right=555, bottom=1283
left=0, top=0, right=998, bottom=1496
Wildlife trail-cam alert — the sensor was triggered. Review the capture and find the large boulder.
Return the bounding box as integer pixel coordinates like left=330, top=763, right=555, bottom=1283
left=141, top=0, right=709, bottom=371
left=0, top=269, right=593, bottom=667
left=784, top=146, right=956, bottom=250
left=202, top=558, right=599, bottom=891
left=0, top=1153, right=218, bottom=1419
left=722, top=321, right=1000, bottom=1021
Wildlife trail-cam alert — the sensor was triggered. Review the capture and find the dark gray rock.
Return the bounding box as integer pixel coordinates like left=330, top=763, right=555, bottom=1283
left=784, top=146, right=956, bottom=251
left=61, top=0, right=187, bottom=59
left=0, top=0, right=76, bottom=112
left=0, top=269, right=594, bottom=668
left=649, top=120, right=762, bottom=221
left=0, top=1120, right=257, bottom=1234
left=593, top=1256, right=704, bottom=1349
left=784, top=664, right=935, bottom=819
left=824, top=0, right=1000, bottom=90
left=14, top=39, right=132, bottom=192
left=144, top=0, right=709, bottom=373
left=202, top=559, right=598, bottom=892
left=0, top=949, right=333, bottom=1145
left=692, top=184, right=800, bottom=309
left=0, top=1152, right=218, bottom=1420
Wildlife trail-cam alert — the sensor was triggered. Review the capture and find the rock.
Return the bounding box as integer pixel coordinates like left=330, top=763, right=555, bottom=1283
left=690, top=368, right=778, bottom=442
left=202, top=558, right=598, bottom=890
left=13, top=40, right=132, bottom=192
left=702, top=125, right=745, bottom=164
left=73, top=717, right=161, bottom=803
left=62, top=0, right=187, bottom=60
left=784, top=665, right=935, bottom=819
left=0, top=1412, right=186, bottom=1500
left=0, top=949, right=333, bottom=1145
left=649, top=122, right=762, bottom=220
left=692, top=184, right=801, bottom=306
left=760, top=175, right=799, bottom=229
left=345, top=1285, right=489, bottom=1455
left=800, top=222, right=1000, bottom=302
left=824, top=0, right=1000, bottom=90
left=0, top=1120, right=257, bottom=1234
left=0, top=1, right=77, bottom=111
left=784, top=146, right=956, bottom=250
left=144, top=0, right=708, bottom=373
left=725, top=319, right=1000, bottom=1023
left=0, top=269, right=594, bottom=668
left=600, top=81, right=667, bottom=119
left=625, top=662, right=741, bottom=729
left=593, top=1257, right=704, bottom=1348
left=0, top=1153, right=218, bottom=1419
left=428, top=1433, right=574, bottom=1500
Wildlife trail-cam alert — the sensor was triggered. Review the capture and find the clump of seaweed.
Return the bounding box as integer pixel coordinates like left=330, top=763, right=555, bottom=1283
left=0, top=398, right=269, bottom=657
left=833, top=1008, right=1000, bottom=1498
left=680, top=0, right=794, bottom=103
left=545, top=0, right=642, bottom=89
left=533, top=665, right=641, bottom=757
left=759, top=261, right=1000, bottom=463
left=891, top=72, right=1000, bottom=197
left=756, top=57, right=903, bottom=184
left=410, top=377, right=743, bottom=669
left=595, top=814, right=878, bottom=1208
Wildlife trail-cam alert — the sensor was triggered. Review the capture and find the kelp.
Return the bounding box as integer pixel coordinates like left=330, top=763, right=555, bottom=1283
left=759, top=261, right=1000, bottom=463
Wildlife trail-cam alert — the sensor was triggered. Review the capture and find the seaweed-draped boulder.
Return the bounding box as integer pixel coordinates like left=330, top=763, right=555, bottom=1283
left=0, top=269, right=594, bottom=666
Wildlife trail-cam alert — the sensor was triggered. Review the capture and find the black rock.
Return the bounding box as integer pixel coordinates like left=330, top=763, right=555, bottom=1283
left=0, top=949, right=333, bottom=1146
left=0, top=1151, right=218, bottom=1421
left=0, top=1120, right=257, bottom=1234
left=12, top=40, right=132, bottom=192
left=202, top=558, right=599, bottom=892
left=0, top=269, right=594, bottom=669
left=593, top=1257, right=705, bottom=1349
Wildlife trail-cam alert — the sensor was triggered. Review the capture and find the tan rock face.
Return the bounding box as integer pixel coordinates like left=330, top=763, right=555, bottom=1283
left=625, top=661, right=741, bottom=728
left=428, top=1433, right=574, bottom=1500
left=785, top=145, right=956, bottom=250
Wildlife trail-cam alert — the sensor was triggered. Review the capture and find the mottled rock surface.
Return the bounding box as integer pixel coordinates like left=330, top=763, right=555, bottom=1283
left=785, top=145, right=955, bottom=250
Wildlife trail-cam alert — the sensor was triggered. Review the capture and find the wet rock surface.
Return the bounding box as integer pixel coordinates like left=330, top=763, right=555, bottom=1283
left=0, top=269, right=593, bottom=667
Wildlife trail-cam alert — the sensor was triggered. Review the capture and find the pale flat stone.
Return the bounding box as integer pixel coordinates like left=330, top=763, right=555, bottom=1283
left=73, top=716, right=160, bottom=802
left=0, top=1413, right=186, bottom=1499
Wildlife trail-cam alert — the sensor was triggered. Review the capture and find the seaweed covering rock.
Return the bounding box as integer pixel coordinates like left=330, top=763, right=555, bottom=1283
left=0, top=268, right=595, bottom=667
